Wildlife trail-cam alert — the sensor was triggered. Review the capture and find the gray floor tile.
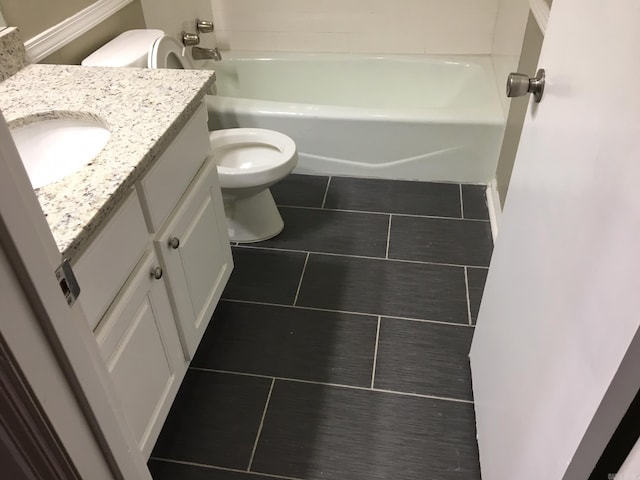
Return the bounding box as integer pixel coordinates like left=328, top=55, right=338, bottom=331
left=222, top=248, right=307, bottom=305
left=271, top=174, right=329, bottom=208
left=324, top=177, right=462, bottom=217
left=149, top=460, right=278, bottom=480
left=389, top=216, right=493, bottom=267
left=252, top=381, right=480, bottom=480
left=192, top=301, right=378, bottom=387
left=151, top=370, right=272, bottom=470
left=462, top=184, right=490, bottom=220
left=468, top=267, right=489, bottom=325
left=260, top=207, right=389, bottom=257
left=296, top=254, right=468, bottom=323
left=374, top=318, right=474, bottom=401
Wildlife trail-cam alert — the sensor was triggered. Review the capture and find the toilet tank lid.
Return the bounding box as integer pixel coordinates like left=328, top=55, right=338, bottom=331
left=81, top=29, right=164, bottom=67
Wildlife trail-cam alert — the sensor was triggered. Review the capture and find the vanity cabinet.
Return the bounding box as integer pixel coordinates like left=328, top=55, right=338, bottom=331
left=72, top=102, right=232, bottom=458
left=154, top=157, right=232, bottom=359
left=95, top=251, right=185, bottom=458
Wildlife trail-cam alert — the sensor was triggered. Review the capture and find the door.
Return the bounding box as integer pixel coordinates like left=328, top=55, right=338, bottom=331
left=470, top=0, right=640, bottom=479
left=96, top=251, right=187, bottom=458
left=0, top=109, right=152, bottom=479
left=155, top=158, right=233, bottom=360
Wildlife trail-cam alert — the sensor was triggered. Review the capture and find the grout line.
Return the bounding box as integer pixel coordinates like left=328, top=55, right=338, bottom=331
left=150, top=457, right=303, bottom=480
left=371, top=316, right=381, bottom=389
left=248, top=378, right=275, bottom=471
left=464, top=267, right=473, bottom=326
left=459, top=184, right=465, bottom=219
left=189, top=367, right=474, bottom=405
left=220, top=298, right=475, bottom=328
left=385, top=215, right=392, bottom=259
left=276, top=204, right=489, bottom=222
left=320, top=176, right=332, bottom=208
left=293, top=252, right=310, bottom=306
left=233, top=244, right=490, bottom=270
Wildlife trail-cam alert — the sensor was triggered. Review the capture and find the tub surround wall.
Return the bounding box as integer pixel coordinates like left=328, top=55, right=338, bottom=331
left=0, top=28, right=27, bottom=81
left=138, top=0, right=218, bottom=51
left=210, top=0, right=499, bottom=54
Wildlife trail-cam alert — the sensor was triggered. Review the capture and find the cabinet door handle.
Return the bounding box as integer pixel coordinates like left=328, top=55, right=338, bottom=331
left=168, top=237, right=180, bottom=249
left=150, top=266, right=163, bottom=280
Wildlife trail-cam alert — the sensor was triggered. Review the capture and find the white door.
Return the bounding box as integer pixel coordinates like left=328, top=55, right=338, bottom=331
left=0, top=110, right=152, bottom=479
left=470, top=0, right=640, bottom=479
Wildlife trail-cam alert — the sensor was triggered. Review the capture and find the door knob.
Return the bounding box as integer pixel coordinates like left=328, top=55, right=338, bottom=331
left=168, top=237, right=180, bottom=249
left=506, top=69, right=545, bottom=103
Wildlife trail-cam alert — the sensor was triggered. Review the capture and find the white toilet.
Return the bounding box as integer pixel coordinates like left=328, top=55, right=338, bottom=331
left=82, top=29, right=298, bottom=242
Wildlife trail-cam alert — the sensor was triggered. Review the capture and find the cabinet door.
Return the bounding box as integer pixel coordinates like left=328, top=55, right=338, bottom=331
left=155, top=158, right=233, bottom=360
left=96, top=251, right=186, bottom=458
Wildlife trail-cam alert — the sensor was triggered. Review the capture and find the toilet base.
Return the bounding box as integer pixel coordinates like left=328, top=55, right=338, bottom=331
left=223, top=189, right=284, bottom=243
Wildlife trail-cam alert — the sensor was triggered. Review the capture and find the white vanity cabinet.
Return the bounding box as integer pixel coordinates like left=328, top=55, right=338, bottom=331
left=71, top=102, right=232, bottom=458
left=95, top=251, right=185, bottom=458
left=153, top=157, right=232, bottom=359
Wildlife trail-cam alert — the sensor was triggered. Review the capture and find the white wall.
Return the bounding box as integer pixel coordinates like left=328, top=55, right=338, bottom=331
left=210, top=0, right=499, bottom=54
left=139, top=0, right=219, bottom=50
left=490, top=0, right=529, bottom=114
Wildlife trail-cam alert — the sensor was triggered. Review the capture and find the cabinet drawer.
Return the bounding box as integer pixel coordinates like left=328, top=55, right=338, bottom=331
left=96, top=251, right=186, bottom=457
left=137, top=103, right=209, bottom=232
left=74, top=191, right=149, bottom=331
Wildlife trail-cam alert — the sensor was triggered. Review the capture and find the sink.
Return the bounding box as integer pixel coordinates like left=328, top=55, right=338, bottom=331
left=10, top=115, right=110, bottom=189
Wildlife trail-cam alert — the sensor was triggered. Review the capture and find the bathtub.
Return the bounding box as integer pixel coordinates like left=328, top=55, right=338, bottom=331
left=203, top=52, right=505, bottom=183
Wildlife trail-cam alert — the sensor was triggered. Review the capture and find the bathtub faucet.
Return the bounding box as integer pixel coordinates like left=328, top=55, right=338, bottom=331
left=192, top=46, right=222, bottom=61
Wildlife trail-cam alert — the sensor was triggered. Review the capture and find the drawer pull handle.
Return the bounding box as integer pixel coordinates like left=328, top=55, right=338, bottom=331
left=169, top=237, right=180, bottom=249
left=151, top=266, right=163, bottom=280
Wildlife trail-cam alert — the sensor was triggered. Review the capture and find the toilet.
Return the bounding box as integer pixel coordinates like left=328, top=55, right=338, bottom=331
left=82, top=30, right=298, bottom=242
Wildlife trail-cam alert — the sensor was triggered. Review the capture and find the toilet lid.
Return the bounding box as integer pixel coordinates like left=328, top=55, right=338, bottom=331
left=148, top=35, right=194, bottom=70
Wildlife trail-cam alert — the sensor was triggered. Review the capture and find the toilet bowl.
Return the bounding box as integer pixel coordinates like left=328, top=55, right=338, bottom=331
left=82, top=29, right=298, bottom=242
left=211, top=128, right=297, bottom=242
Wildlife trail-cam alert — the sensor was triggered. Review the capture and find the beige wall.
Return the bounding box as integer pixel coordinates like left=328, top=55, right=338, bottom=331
left=495, top=12, right=544, bottom=207
left=0, top=0, right=146, bottom=65
left=0, top=0, right=96, bottom=40
left=42, top=2, right=146, bottom=64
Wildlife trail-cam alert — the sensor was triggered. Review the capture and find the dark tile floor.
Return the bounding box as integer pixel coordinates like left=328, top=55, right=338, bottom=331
left=149, top=174, right=492, bottom=480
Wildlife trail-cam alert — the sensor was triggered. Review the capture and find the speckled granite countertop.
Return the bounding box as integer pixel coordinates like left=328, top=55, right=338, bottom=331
left=0, top=64, right=215, bottom=261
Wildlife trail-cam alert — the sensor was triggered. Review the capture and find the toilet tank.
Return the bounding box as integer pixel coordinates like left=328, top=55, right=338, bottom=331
left=81, top=29, right=164, bottom=67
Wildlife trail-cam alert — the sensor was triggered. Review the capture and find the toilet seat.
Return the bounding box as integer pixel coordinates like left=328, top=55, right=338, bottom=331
left=148, top=34, right=194, bottom=70
left=210, top=128, right=297, bottom=189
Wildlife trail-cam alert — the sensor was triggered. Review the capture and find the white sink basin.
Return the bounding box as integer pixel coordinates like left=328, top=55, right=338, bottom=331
left=11, top=116, right=110, bottom=188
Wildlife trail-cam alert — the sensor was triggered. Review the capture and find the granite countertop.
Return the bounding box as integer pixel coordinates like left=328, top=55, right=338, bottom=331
left=0, top=63, right=215, bottom=262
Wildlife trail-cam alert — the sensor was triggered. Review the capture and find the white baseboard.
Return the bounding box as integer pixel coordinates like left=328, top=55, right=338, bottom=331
left=25, top=0, right=133, bottom=63
left=486, top=179, right=502, bottom=242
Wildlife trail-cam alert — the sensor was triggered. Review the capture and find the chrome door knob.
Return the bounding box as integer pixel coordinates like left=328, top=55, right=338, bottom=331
left=506, top=69, right=545, bottom=103
left=168, top=237, right=180, bottom=249
left=150, top=266, right=163, bottom=280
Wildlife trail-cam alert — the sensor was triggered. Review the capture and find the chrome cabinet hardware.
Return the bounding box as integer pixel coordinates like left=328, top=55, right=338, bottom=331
left=150, top=266, right=163, bottom=280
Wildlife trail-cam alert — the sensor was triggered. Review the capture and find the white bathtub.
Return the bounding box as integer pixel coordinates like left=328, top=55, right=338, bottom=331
left=203, top=52, right=505, bottom=183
